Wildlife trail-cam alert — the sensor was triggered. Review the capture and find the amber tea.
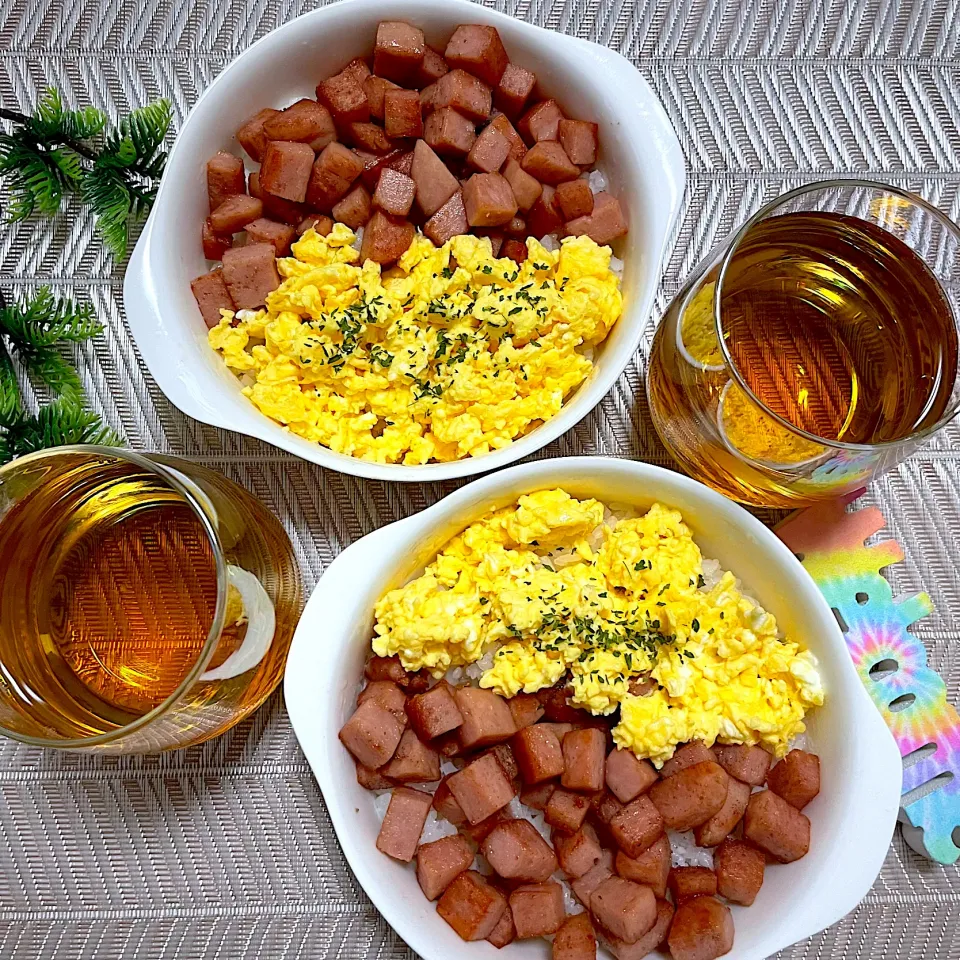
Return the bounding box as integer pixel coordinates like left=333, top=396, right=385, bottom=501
left=0, top=450, right=302, bottom=750
left=648, top=189, right=960, bottom=506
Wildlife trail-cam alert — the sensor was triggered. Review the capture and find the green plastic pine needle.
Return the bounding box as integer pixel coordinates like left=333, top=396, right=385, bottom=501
left=0, top=341, right=22, bottom=423
left=0, top=397, right=120, bottom=463
left=0, top=286, right=103, bottom=348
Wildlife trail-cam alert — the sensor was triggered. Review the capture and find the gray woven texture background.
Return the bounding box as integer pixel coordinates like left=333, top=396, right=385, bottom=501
left=2, top=0, right=960, bottom=956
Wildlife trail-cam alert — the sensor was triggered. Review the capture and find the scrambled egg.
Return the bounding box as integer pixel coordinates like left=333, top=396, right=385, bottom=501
left=208, top=226, right=623, bottom=464
left=372, top=488, right=824, bottom=766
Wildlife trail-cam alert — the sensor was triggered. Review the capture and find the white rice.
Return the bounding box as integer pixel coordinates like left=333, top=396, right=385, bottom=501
left=587, top=169, right=608, bottom=194
left=351, top=226, right=364, bottom=252
left=609, top=255, right=624, bottom=279
left=420, top=809, right=459, bottom=843
left=538, top=234, right=560, bottom=252
left=668, top=830, right=715, bottom=868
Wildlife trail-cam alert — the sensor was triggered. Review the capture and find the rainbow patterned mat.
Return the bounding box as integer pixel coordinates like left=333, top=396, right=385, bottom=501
left=777, top=495, right=960, bottom=865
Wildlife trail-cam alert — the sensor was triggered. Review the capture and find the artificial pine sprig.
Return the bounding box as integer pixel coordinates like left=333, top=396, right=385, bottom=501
left=0, top=286, right=120, bottom=463
left=0, top=89, right=172, bottom=257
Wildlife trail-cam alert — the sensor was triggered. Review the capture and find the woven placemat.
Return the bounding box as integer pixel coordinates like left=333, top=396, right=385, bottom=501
left=1, top=0, right=959, bottom=956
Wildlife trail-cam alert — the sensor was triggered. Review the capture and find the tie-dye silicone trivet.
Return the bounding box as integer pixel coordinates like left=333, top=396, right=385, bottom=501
left=776, top=494, right=960, bottom=865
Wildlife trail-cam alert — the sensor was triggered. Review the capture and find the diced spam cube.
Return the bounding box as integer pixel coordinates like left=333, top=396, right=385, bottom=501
left=667, top=897, right=734, bottom=960
left=488, top=112, right=527, bottom=161
left=561, top=728, right=606, bottom=793
left=448, top=753, right=517, bottom=824
left=376, top=786, right=433, bottom=861
left=482, top=819, right=559, bottom=882
left=355, top=762, right=394, bottom=791
left=649, top=761, right=729, bottom=832
left=360, top=210, right=414, bottom=264
left=590, top=876, right=656, bottom=945
left=501, top=238, right=527, bottom=264
left=190, top=269, right=233, bottom=327
left=433, top=774, right=468, bottom=825
left=374, top=20, right=426, bottom=85
left=220, top=243, right=281, bottom=309
left=605, top=898, right=673, bottom=960
left=236, top=108, right=280, bottom=162
left=454, top=687, right=517, bottom=749
left=424, top=190, right=468, bottom=244
left=605, top=749, right=658, bottom=804
left=495, top=63, right=537, bottom=120
left=207, top=151, right=246, bottom=212
left=571, top=849, right=614, bottom=907
left=553, top=912, right=596, bottom=960
left=318, top=70, right=370, bottom=123
left=260, top=141, right=315, bottom=202
left=767, top=749, right=821, bottom=810
left=384, top=88, right=423, bottom=139
left=437, top=870, right=507, bottom=941
left=712, top=743, right=773, bottom=787
left=357, top=679, right=407, bottom=725
left=416, top=834, right=475, bottom=900
left=694, top=777, right=750, bottom=848
left=202, top=219, right=231, bottom=260
left=520, top=780, right=556, bottom=811
left=411, top=139, right=460, bottom=217
left=609, top=795, right=664, bottom=858
left=554, top=824, right=603, bottom=878
left=508, top=694, right=544, bottom=729
left=668, top=867, right=718, bottom=905
left=555, top=179, right=594, bottom=221
left=528, top=183, right=563, bottom=237
left=463, top=172, right=518, bottom=227
left=341, top=57, right=371, bottom=86
left=250, top=170, right=308, bottom=224
left=512, top=724, right=564, bottom=784
left=405, top=680, right=463, bottom=740
left=521, top=141, right=580, bottom=184
left=298, top=214, right=334, bottom=236
left=244, top=217, right=296, bottom=256
left=563, top=192, right=628, bottom=244
left=347, top=122, right=395, bottom=154
left=487, top=904, right=516, bottom=949
left=381, top=728, right=441, bottom=783
left=715, top=837, right=765, bottom=906
left=743, top=789, right=811, bottom=863
left=544, top=787, right=590, bottom=833
left=518, top=99, right=563, bottom=144
left=364, top=655, right=408, bottom=684
left=263, top=99, right=335, bottom=148
left=338, top=697, right=405, bottom=769
left=558, top=118, right=599, bottom=166
left=209, top=194, right=263, bottom=234
left=502, top=158, right=542, bottom=212
left=424, top=107, right=477, bottom=157
left=615, top=833, right=671, bottom=898
left=467, top=124, right=510, bottom=173
left=444, top=24, right=509, bottom=87
left=434, top=69, right=492, bottom=123
left=363, top=76, right=400, bottom=121
left=332, top=183, right=372, bottom=229
left=509, top=882, right=565, bottom=939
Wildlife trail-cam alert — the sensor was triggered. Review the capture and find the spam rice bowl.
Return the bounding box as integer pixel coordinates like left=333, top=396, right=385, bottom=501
left=207, top=229, right=622, bottom=464
left=284, top=456, right=902, bottom=960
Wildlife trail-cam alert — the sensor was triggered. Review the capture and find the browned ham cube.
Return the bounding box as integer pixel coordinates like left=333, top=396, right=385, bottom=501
left=743, top=789, right=811, bottom=863
left=467, top=124, right=510, bottom=173
left=558, top=119, right=599, bottom=166
left=482, top=819, right=558, bottom=882
left=591, top=789, right=625, bottom=827
left=202, top=219, right=231, bottom=261
left=564, top=192, right=628, bottom=244
left=554, top=823, right=603, bottom=878
left=405, top=680, right=463, bottom=740
left=221, top=242, right=280, bottom=309
left=416, top=834, right=474, bottom=900
left=565, top=845, right=608, bottom=897
left=424, top=107, right=477, bottom=157
left=298, top=213, right=333, bottom=236
left=615, top=833, right=670, bottom=897
left=605, top=897, right=673, bottom=960
left=355, top=762, right=394, bottom=790
left=694, top=777, right=750, bottom=847
left=374, top=21, right=426, bottom=85
left=505, top=216, right=526, bottom=236
left=767, top=749, right=821, bottom=810
left=609, top=795, right=664, bottom=858
left=418, top=45, right=449, bottom=84
left=459, top=807, right=513, bottom=844
left=342, top=57, right=371, bottom=86
left=338, top=696, right=405, bottom=769
left=520, top=780, right=556, bottom=811
left=263, top=99, right=336, bottom=150
left=383, top=89, right=423, bottom=139
left=306, top=167, right=350, bottom=212
left=454, top=686, right=518, bottom=749
left=528, top=183, right=563, bottom=237
left=376, top=786, right=433, bottom=862
left=478, top=230, right=504, bottom=257
left=437, top=870, right=507, bottom=941
left=425, top=191, right=468, bottom=245
left=590, top=876, right=656, bottom=945
left=363, top=76, right=400, bottom=121
left=661, top=741, right=716, bottom=779
left=433, top=774, right=467, bottom=825
left=331, top=183, right=372, bottom=229
left=668, top=867, right=717, bottom=905
left=495, top=63, right=536, bottom=120
left=190, top=269, right=234, bottom=327
left=209, top=194, right=263, bottom=234
left=444, top=24, right=509, bottom=87
left=508, top=693, right=544, bottom=729
left=667, top=897, right=734, bottom=960
left=502, top=158, right=542, bottom=212
left=649, top=761, right=729, bottom=832
left=364, top=655, right=409, bottom=684
left=545, top=787, right=591, bottom=833
left=561, top=728, right=606, bottom=792
left=715, top=837, right=765, bottom=905
left=347, top=122, right=395, bottom=154
left=512, top=724, right=564, bottom=784
left=434, top=69, right=492, bottom=123
left=244, top=217, right=296, bottom=256
left=357, top=679, right=407, bottom=725
left=487, top=904, right=516, bottom=948
left=448, top=753, right=517, bottom=824
left=318, top=70, right=370, bottom=123
left=488, top=112, right=527, bottom=161
left=410, top=139, right=460, bottom=217
left=260, top=141, right=314, bottom=202
left=236, top=107, right=280, bottom=162
left=522, top=141, right=580, bottom=184
left=484, top=742, right=521, bottom=787
left=463, top=172, right=518, bottom=227
left=539, top=721, right=576, bottom=740
left=518, top=99, right=564, bottom=143
left=250, top=171, right=308, bottom=224
left=207, top=151, right=246, bottom=212
left=500, top=238, right=527, bottom=264
left=509, top=881, right=565, bottom=939
left=360, top=210, right=414, bottom=264
left=420, top=82, right=440, bottom=114
left=381, top=728, right=441, bottom=783
left=712, top=743, right=773, bottom=787
left=605, top=749, right=658, bottom=804
left=553, top=912, right=596, bottom=960
left=555, top=179, right=594, bottom=221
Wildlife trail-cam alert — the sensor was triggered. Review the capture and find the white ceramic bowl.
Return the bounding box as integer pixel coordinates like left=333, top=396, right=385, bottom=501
left=122, top=0, right=684, bottom=481
left=284, top=456, right=902, bottom=959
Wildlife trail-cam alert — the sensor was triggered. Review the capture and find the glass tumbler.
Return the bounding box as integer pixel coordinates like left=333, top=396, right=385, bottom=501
left=647, top=180, right=960, bottom=507
left=0, top=445, right=302, bottom=752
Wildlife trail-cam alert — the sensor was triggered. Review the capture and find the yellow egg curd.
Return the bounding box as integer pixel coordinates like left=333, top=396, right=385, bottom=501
left=372, top=488, right=825, bottom=767
left=207, top=225, right=623, bottom=464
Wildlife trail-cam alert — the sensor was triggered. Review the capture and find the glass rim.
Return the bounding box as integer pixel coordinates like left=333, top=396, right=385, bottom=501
left=714, top=178, right=960, bottom=453
left=0, top=444, right=229, bottom=750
